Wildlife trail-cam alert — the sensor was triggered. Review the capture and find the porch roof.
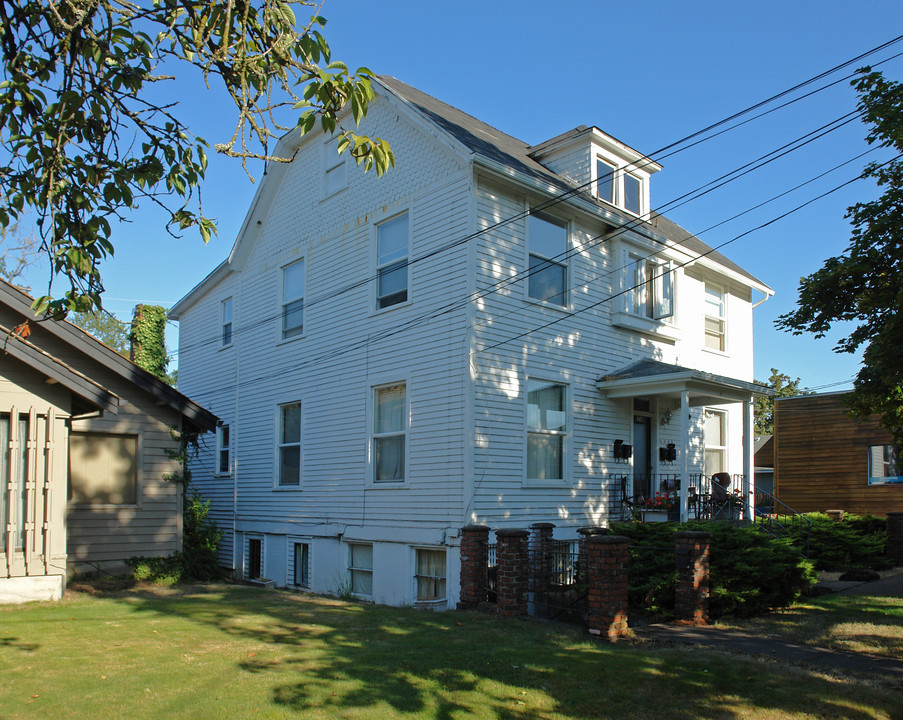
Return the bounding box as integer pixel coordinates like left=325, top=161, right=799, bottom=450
left=596, top=359, right=771, bottom=406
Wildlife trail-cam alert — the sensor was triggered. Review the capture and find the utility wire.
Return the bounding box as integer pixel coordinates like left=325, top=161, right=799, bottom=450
left=168, top=38, right=903, bottom=358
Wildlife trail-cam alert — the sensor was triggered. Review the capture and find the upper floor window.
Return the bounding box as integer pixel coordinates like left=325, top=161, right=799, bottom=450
left=868, top=445, right=902, bottom=485
left=526, top=379, right=567, bottom=483
left=282, top=259, right=305, bottom=339
left=629, top=255, right=673, bottom=320
left=596, top=159, right=616, bottom=204
left=217, top=424, right=231, bottom=475
left=278, top=402, right=302, bottom=486
left=323, top=135, right=347, bottom=197
left=624, top=173, right=641, bottom=214
left=221, top=297, right=233, bottom=347
left=376, top=213, right=409, bottom=309
left=528, top=212, right=567, bottom=306
left=373, top=383, right=406, bottom=482
left=596, top=157, right=644, bottom=215
left=704, top=284, right=726, bottom=351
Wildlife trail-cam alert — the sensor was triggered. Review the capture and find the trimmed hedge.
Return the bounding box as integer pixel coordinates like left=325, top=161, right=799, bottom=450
left=799, top=513, right=890, bottom=571
left=611, top=521, right=818, bottom=620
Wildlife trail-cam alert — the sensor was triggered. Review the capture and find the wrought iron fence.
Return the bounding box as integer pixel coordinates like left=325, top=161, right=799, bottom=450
left=528, top=539, right=586, bottom=623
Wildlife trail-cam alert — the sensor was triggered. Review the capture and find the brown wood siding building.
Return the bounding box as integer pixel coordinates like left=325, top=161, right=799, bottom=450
left=773, top=393, right=902, bottom=516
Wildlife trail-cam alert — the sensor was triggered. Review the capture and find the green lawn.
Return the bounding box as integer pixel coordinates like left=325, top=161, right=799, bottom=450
left=1, top=583, right=901, bottom=719
left=723, top=592, right=903, bottom=659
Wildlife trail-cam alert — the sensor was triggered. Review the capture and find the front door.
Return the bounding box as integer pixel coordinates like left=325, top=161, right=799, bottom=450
left=633, top=414, right=652, bottom=499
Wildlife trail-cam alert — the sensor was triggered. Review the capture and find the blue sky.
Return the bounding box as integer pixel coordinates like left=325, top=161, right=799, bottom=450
left=18, top=0, right=903, bottom=390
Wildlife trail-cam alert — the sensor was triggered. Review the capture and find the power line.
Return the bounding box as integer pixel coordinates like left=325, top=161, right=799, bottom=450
left=169, top=37, right=903, bottom=358
left=185, top=153, right=897, bottom=398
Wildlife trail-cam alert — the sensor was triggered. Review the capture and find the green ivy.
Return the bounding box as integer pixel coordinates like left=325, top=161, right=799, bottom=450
left=129, top=304, right=169, bottom=380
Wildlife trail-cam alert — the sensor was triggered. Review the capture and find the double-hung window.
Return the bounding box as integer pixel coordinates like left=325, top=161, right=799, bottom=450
left=373, top=383, right=406, bottom=482
left=704, top=409, right=727, bottom=476
left=376, top=213, right=409, bottom=309
left=526, top=380, right=567, bottom=482
left=278, top=402, right=301, bottom=487
left=704, top=284, right=726, bottom=351
left=221, top=297, right=233, bottom=347
left=868, top=445, right=903, bottom=485
left=629, top=254, right=673, bottom=320
left=282, top=260, right=305, bottom=339
left=349, top=543, right=373, bottom=596
left=217, top=424, right=231, bottom=475
left=528, top=212, right=567, bottom=306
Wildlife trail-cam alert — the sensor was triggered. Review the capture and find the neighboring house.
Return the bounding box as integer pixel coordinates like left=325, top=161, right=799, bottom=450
left=773, top=393, right=903, bottom=515
left=171, top=77, right=772, bottom=608
left=754, top=434, right=774, bottom=497
left=0, top=280, right=217, bottom=603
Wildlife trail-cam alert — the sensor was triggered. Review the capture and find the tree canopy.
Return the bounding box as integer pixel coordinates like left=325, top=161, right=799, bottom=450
left=754, top=368, right=811, bottom=436
left=777, top=69, right=903, bottom=443
left=0, top=0, right=393, bottom=319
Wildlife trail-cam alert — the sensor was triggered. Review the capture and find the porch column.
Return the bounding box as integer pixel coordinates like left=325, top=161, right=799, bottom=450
left=743, top=396, right=754, bottom=520
left=679, top=390, right=690, bottom=523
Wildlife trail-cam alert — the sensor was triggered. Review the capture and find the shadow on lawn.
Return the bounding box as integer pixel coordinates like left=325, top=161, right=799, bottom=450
left=101, top=584, right=898, bottom=720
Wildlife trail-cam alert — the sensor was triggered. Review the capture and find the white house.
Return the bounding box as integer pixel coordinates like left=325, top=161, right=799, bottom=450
left=171, top=77, right=772, bottom=608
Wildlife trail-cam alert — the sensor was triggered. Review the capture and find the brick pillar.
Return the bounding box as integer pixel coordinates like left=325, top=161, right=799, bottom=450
left=674, top=530, right=711, bottom=625
left=886, top=512, right=903, bottom=567
left=577, top=527, right=609, bottom=586
left=586, top=535, right=629, bottom=640
left=457, top=525, right=490, bottom=609
left=530, top=523, right=555, bottom=595
left=495, top=528, right=529, bottom=617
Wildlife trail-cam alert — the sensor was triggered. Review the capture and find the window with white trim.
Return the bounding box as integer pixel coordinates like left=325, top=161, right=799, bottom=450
left=282, top=259, right=305, bottom=339
left=624, top=173, right=641, bottom=214
left=348, top=543, right=373, bottom=597
left=704, top=283, right=726, bottom=351
left=221, top=297, right=233, bottom=347
left=596, top=158, right=616, bottom=204
left=596, top=157, right=644, bottom=215
left=528, top=211, right=567, bottom=306
left=704, top=409, right=726, bottom=476
left=527, top=379, right=567, bottom=482
left=868, top=445, right=903, bottom=485
left=292, top=541, right=310, bottom=587
left=376, top=213, right=409, bottom=309
left=414, top=548, right=446, bottom=602
left=217, top=424, right=231, bottom=475
left=628, top=254, right=673, bottom=320
left=323, top=135, right=347, bottom=197
left=278, top=402, right=301, bottom=486
left=373, top=383, right=406, bottom=482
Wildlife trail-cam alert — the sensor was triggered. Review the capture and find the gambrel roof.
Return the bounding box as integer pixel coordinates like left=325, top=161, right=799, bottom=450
left=171, top=76, right=770, bottom=316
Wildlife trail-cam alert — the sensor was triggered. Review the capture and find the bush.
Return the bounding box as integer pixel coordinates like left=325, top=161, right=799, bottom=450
left=181, top=488, right=223, bottom=581
left=611, top=521, right=818, bottom=620
left=126, top=554, right=183, bottom=585
left=801, top=513, right=890, bottom=571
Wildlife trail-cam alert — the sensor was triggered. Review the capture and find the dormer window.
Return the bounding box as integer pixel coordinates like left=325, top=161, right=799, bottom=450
left=596, top=159, right=615, bottom=204
left=595, top=157, right=645, bottom=215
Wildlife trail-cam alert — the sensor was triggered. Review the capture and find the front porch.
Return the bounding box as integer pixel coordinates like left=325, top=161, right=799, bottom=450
left=613, top=472, right=756, bottom=523
left=598, top=360, right=773, bottom=524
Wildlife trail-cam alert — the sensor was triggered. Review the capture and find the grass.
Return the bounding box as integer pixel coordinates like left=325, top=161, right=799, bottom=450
left=0, top=582, right=901, bottom=719
left=722, top=592, right=903, bottom=659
